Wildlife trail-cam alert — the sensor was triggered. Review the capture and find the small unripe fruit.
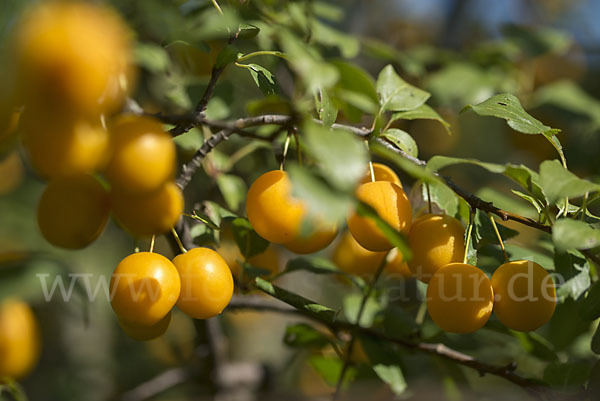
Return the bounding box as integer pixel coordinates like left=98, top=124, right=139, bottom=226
left=110, top=252, right=181, bottom=326
left=0, top=299, right=40, bottom=379
left=246, top=170, right=305, bottom=244
left=37, top=174, right=110, bottom=249
left=347, top=181, right=412, bottom=251
left=426, top=263, right=494, bottom=333
left=408, top=214, right=465, bottom=283
left=111, top=181, right=184, bottom=237
left=106, top=115, right=176, bottom=194
left=118, top=311, right=171, bottom=341
left=173, top=248, right=234, bottom=319
left=491, top=260, right=556, bottom=332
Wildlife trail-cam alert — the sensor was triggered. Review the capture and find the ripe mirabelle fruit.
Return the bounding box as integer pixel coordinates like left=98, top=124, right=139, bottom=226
left=283, top=220, right=338, bottom=254
left=246, top=170, right=305, bottom=244
left=0, top=299, right=41, bottom=379
left=332, top=231, right=386, bottom=276
left=359, top=163, right=402, bottom=187
left=491, top=260, right=556, bottom=332
left=385, top=248, right=411, bottom=279
left=408, top=214, right=465, bottom=283
left=37, top=174, right=110, bottom=249
left=106, top=115, right=176, bottom=194
left=13, top=0, right=134, bottom=116
left=173, top=247, right=234, bottom=319
left=118, top=311, right=171, bottom=341
left=110, top=252, right=181, bottom=326
left=426, top=263, right=494, bottom=333
left=111, top=181, right=184, bottom=237
left=21, top=110, right=109, bottom=179
left=347, top=181, right=412, bottom=252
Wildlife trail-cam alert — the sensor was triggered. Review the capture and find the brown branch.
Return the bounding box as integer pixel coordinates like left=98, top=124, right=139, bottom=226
left=225, top=293, right=548, bottom=399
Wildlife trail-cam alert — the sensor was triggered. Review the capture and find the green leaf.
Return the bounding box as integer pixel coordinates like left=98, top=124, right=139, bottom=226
left=380, top=129, right=418, bottom=158
left=343, top=293, right=382, bottom=327
left=578, top=282, right=600, bottom=321
left=284, top=323, right=331, bottom=348
left=427, top=155, right=505, bottom=174
left=237, top=23, right=260, bottom=39
left=254, top=277, right=338, bottom=324
left=331, top=60, right=379, bottom=122
left=285, top=256, right=340, bottom=275
left=554, top=248, right=591, bottom=300
left=376, top=65, right=430, bottom=112
left=371, top=143, right=438, bottom=184
left=373, top=364, right=407, bottom=395
left=472, top=209, right=519, bottom=250
left=315, top=87, right=338, bottom=127
left=421, top=181, right=459, bottom=217
left=540, top=160, right=600, bottom=204
left=463, top=93, right=557, bottom=135
left=279, top=30, right=339, bottom=91
left=287, top=164, right=352, bottom=224
left=134, top=43, right=170, bottom=73
left=426, top=62, right=499, bottom=106
left=302, top=121, right=368, bottom=191
left=308, top=355, right=356, bottom=387
left=355, top=202, right=412, bottom=261
left=553, top=218, right=600, bottom=251
left=312, top=20, right=360, bottom=58
left=246, top=63, right=280, bottom=96
left=231, top=217, right=269, bottom=259
left=389, top=104, right=451, bottom=134
left=216, top=174, right=246, bottom=211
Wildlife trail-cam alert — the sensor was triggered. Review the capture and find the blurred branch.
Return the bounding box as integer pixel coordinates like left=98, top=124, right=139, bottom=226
left=249, top=279, right=549, bottom=400
left=117, top=367, right=191, bottom=401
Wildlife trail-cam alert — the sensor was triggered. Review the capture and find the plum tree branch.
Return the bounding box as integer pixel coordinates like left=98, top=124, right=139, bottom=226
left=250, top=278, right=549, bottom=400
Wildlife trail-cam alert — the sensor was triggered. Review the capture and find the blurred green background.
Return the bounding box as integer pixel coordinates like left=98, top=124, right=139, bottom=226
left=1, top=0, right=600, bottom=400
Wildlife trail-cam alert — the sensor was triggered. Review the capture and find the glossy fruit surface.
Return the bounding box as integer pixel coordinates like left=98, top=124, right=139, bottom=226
left=283, top=221, right=338, bottom=254
left=13, top=0, right=134, bottom=116
left=106, top=115, right=175, bottom=194
left=111, top=181, right=184, bottom=237
left=173, top=247, right=234, bottom=319
left=118, top=311, right=171, bottom=341
left=408, top=214, right=465, bottom=283
left=359, top=163, right=402, bottom=187
left=347, top=181, right=412, bottom=251
left=332, top=231, right=386, bottom=276
left=37, top=174, right=110, bottom=249
left=110, top=252, right=181, bottom=326
left=426, top=263, right=494, bottom=333
left=22, top=111, right=109, bottom=179
left=0, top=299, right=40, bottom=379
left=491, top=260, right=556, bottom=332
left=246, top=170, right=305, bottom=244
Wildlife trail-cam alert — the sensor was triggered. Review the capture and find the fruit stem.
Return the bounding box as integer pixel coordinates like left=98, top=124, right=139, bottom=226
left=149, top=235, right=156, bottom=253
left=364, top=140, right=375, bottom=182
left=171, top=227, right=188, bottom=254
left=488, top=213, right=509, bottom=263
left=334, top=251, right=389, bottom=399
left=463, top=210, right=474, bottom=264
left=580, top=192, right=589, bottom=221
left=280, top=133, right=292, bottom=171
left=425, top=183, right=432, bottom=214
left=210, top=0, right=224, bottom=15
